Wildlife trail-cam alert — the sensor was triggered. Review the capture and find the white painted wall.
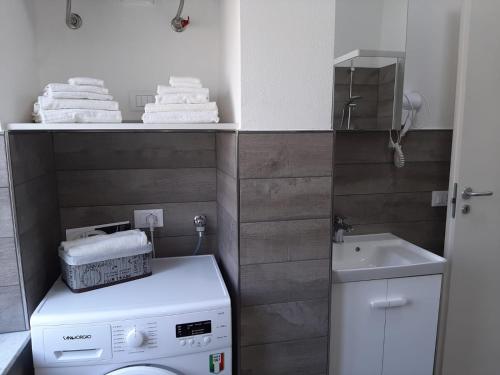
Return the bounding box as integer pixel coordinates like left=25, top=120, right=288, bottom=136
left=240, top=0, right=335, bottom=130
left=335, top=0, right=384, bottom=57
left=0, top=0, right=39, bottom=125
left=380, top=0, right=409, bottom=52
left=32, top=0, right=222, bottom=122
left=404, top=0, right=462, bottom=129
left=219, top=0, right=241, bottom=124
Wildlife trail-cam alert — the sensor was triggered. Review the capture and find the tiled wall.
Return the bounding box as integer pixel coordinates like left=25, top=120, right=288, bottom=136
left=9, top=133, right=61, bottom=317
left=53, top=133, right=218, bottom=257
left=238, top=132, right=334, bottom=375
left=334, top=64, right=396, bottom=130
left=0, top=134, right=25, bottom=332
left=215, top=132, right=240, bottom=373
left=334, top=130, right=453, bottom=255
left=377, top=64, right=396, bottom=129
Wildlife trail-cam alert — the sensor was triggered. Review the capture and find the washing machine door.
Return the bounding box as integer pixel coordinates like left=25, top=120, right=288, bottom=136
left=107, top=365, right=179, bottom=375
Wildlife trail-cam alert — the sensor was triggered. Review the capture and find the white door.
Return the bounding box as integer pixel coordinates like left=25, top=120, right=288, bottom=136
left=331, top=280, right=387, bottom=375
left=383, top=275, right=442, bottom=375
left=442, top=1, right=500, bottom=374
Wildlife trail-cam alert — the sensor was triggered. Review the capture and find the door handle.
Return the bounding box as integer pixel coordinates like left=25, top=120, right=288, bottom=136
left=462, top=187, right=494, bottom=200
left=370, top=298, right=408, bottom=309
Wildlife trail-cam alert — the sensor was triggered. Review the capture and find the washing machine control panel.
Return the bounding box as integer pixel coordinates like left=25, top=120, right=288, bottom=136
left=110, top=308, right=231, bottom=362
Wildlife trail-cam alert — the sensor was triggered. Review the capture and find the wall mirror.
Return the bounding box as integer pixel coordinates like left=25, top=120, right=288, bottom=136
left=333, top=0, right=409, bottom=130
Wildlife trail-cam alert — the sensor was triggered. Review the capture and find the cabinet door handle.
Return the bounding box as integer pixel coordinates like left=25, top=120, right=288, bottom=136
left=370, top=298, right=408, bottom=309
left=370, top=300, right=390, bottom=309
left=387, top=297, right=408, bottom=308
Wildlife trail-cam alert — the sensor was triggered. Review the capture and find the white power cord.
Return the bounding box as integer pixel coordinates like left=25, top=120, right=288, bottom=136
left=389, top=92, right=422, bottom=168
left=146, top=213, right=158, bottom=258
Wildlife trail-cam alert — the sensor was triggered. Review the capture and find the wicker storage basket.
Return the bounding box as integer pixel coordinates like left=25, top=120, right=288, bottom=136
left=59, top=244, right=153, bottom=293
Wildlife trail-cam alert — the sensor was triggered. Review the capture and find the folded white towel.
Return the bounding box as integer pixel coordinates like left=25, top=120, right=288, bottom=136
left=155, top=93, right=209, bottom=105
left=38, top=96, right=119, bottom=111
left=34, top=108, right=122, bottom=123
left=142, top=111, right=219, bottom=124
left=68, top=77, right=105, bottom=87
left=145, top=102, right=217, bottom=113
left=60, top=230, right=148, bottom=264
left=157, top=85, right=209, bottom=96
left=44, top=91, right=114, bottom=101
left=170, top=82, right=203, bottom=89
left=45, top=83, right=109, bottom=95
left=169, top=76, right=202, bottom=86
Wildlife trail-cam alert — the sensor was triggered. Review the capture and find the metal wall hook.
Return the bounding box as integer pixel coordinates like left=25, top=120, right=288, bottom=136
left=171, top=0, right=190, bottom=32
left=66, top=0, right=82, bottom=30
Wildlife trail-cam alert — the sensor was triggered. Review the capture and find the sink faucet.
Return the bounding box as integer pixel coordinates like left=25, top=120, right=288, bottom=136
left=334, top=215, right=353, bottom=243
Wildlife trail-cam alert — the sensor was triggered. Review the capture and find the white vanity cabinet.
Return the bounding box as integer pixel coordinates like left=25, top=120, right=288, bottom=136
left=331, top=274, right=442, bottom=375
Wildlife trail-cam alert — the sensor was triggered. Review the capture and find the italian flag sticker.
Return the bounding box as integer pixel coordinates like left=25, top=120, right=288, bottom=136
left=209, top=353, right=224, bottom=373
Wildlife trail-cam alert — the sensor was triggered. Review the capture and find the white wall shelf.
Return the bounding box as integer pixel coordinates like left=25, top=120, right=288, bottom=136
left=2, top=123, right=238, bottom=132
left=334, top=49, right=405, bottom=66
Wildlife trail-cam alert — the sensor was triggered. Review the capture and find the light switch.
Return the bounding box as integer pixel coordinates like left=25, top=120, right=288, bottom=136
left=129, top=90, right=155, bottom=112
left=432, top=191, right=449, bottom=207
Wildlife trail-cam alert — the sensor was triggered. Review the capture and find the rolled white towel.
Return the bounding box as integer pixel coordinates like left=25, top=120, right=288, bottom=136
left=33, top=108, right=122, bottom=123
left=68, top=77, right=105, bottom=87
left=61, top=229, right=146, bottom=253
left=44, top=91, right=113, bottom=101
left=145, top=102, right=217, bottom=113
left=45, top=83, right=109, bottom=95
left=155, top=93, right=209, bottom=105
left=142, top=111, right=219, bottom=124
left=38, top=96, right=119, bottom=111
left=157, top=85, right=209, bottom=96
left=60, top=230, right=148, bottom=264
left=169, top=76, right=202, bottom=86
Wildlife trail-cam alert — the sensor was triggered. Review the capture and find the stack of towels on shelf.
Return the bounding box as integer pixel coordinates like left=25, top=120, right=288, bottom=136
left=34, top=77, right=122, bottom=123
left=142, top=77, right=219, bottom=124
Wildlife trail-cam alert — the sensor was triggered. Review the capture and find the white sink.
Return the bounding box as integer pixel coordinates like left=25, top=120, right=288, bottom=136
left=332, top=233, right=447, bottom=283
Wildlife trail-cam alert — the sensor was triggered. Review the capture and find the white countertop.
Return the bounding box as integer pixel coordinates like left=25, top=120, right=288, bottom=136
left=2, top=123, right=238, bottom=132
left=0, top=331, right=30, bottom=374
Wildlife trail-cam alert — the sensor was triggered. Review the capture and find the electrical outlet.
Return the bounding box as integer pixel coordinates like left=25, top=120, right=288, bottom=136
left=134, top=209, right=164, bottom=228
left=432, top=191, right=449, bottom=207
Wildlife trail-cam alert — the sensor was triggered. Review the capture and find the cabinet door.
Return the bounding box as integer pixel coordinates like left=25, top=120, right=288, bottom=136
left=382, top=275, right=442, bottom=375
left=331, top=280, right=387, bottom=375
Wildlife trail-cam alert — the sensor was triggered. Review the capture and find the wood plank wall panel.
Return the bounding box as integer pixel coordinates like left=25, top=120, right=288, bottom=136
left=240, top=219, right=331, bottom=265
left=53, top=132, right=216, bottom=170
left=0, top=238, right=18, bottom=286
left=334, top=130, right=452, bottom=255
left=0, top=136, right=7, bottom=187
left=215, top=133, right=240, bottom=374
left=9, top=133, right=61, bottom=321
left=0, top=188, right=14, bottom=237
left=0, top=135, right=25, bottom=332
left=238, top=132, right=333, bottom=375
left=0, top=285, right=26, bottom=331
left=8, top=133, right=55, bottom=185
left=54, top=132, right=218, bottom=258
left=240, top=177, right=331, bottom=223
left=241, top=337, right=328, bottom=375
left=57, top=168, right=216, bottom=207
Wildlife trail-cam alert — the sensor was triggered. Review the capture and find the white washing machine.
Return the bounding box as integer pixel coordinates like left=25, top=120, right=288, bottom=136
left=30, top=255, right=232, bottom=375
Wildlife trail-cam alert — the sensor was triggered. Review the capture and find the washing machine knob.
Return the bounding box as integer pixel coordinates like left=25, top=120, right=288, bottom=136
left=126, top=328, right=145, bottom=348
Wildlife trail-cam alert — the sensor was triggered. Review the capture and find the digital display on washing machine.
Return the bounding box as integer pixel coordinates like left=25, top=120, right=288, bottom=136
left=176, top=320, right=212, bottom=338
